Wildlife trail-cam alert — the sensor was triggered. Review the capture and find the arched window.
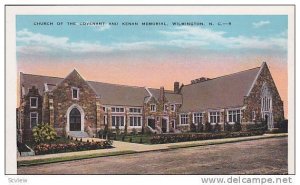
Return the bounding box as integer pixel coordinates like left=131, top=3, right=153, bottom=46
left=69, top=108, right=81, bottom=131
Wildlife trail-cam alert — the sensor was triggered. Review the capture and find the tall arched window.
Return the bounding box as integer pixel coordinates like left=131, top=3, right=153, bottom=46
left=261, top=83, right=273, bottom=129
left=69, top=108, right=81, bottom=131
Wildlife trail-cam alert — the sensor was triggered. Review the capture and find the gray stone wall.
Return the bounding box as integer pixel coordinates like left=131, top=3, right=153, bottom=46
left=51, top=70, right=98, bottom=136
left=243, top=63, right=284, bottom=125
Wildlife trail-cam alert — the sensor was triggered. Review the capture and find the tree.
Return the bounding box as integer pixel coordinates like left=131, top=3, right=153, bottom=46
left=32, top=123, right=57, bottom=144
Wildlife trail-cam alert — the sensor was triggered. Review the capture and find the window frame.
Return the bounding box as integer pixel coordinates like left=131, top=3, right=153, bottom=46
left=179, top=113, right=189, bottom=125
left=71, top=87, right=79, bottom=100
left=227, top=109, right=241, bottom=123
left=129, top=116, right=142, bottom=127
left=30, top=112, right=38, bottom=128
left=150, top=104, right=156, bottom=112
left=193, top=112, right=203, bottom=125
left=30, top=97, right=38, bottom=108
left=170, top=104, right=176, bottom=112
left=209, top=111, right=221, bottom=124
left=129, top=107, right=142, bottom=114
left=111, top=107, right=125, bottom=113
left=111, top=115, right=125, bottom=128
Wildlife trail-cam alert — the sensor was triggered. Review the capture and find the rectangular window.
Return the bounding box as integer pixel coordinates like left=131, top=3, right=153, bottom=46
left=72, top=87, right=79, bottom=100
left=164, top=104, right=168, bottom=112
left=252, top=111, right=256, bottom=121
left=30, top=97, right=38, bottom=108
left=103, top=115, right=107, bottom=125
left=228, top=110, right=241, bottom=123
left=129, top=108, right=142, bottom=113
left=193, top=113, right=203, bottom=124
left=150, top=104, right=156, bottom=112
left=30, top=112, right=38, bottom=128
left=170, top=104, right=175, bottom=112
left=102, top=107, right=107, bottom=112
left=111, top=107, right=125, bottom=113
left=112, top=116, right=125, bottom=127
left=209, top=111, right=220, bottom=124
left=180, top=114, right=188, bottom=125
left=129, top=116, right=142, bottom=127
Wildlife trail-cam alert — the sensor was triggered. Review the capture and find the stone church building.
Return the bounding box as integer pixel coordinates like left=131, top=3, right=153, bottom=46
left=17, top=62, right=284, bottom=141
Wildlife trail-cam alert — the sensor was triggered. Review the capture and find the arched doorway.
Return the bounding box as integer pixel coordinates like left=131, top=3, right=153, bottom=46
left=69, top=108, right=81, bottom=131
left=66, top=104, right=85, bottom=132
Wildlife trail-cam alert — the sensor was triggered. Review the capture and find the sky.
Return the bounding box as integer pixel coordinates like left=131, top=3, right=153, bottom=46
left=16, top=15, right=288, bottom=117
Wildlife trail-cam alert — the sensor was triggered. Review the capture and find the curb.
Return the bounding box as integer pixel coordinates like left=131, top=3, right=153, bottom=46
left=17, top=133, right=287, bottom=167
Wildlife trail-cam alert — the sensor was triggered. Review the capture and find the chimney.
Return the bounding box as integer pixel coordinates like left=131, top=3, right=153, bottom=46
left=174, top=82, right=180, bottom=93
left=159, top=86, right=165, bottom=101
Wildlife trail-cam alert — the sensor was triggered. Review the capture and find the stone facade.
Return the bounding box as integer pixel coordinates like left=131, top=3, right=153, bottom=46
left=243, top=63, right=284, bottom=127
left=17, top=62, right=285, bottom=141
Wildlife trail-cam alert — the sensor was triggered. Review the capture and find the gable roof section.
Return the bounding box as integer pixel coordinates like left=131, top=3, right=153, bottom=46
left=180, top=66, right=261, bottom=112
left=147, top=88, right=182, bottom=104
left=20, top=72, right=157, bottom=107
left=88, top=81, right=148, bottom=106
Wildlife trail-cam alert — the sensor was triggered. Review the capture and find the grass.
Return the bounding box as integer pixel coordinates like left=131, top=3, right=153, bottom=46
left=110, top=134, right=153, bottom=144
left=17, top=150, right=136, bottom=167
left=168, top=133, right=288, bottom=149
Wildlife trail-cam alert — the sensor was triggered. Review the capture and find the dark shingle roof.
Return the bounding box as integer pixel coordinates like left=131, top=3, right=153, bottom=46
left=180, top=67, right=261, bottom=112
left=20, top=73, right=182, bottom=107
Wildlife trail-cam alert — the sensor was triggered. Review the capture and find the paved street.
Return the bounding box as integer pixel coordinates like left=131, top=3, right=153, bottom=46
left=18, top=137, right=287, bottom=175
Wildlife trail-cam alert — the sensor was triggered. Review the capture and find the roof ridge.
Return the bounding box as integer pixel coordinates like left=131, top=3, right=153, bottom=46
left=87, top=80, right=146, bottom=89
left=21, top=73, right=64, bottom=80
left=184, top=66, right=261, bottom=87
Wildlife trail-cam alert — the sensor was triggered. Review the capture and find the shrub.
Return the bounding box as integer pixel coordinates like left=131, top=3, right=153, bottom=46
left=234, top=122, right=242, bottom=132
left=34, top=140, right=113, bottom=155
left=278, top=119, right=288, bottom=133
left=150, top=131, right=264, bottom=144
left=132, top=128, right=137, bottom=135
left=204, top=122, right=211, bottom=132
left=190, top=123, right=197, bottom=132
left=32, top=123, right=57, bottom=144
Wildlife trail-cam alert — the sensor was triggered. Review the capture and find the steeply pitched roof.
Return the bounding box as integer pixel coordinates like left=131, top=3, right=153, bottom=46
left=180, top=66, right=261, bottom=112
left=20, top=72, right=182, bottom=107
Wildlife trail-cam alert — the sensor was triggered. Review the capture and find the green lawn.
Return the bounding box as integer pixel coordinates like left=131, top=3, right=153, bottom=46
left=18, top=150, right=136, bottom=167
left=110, top=134, right=153, bottom=144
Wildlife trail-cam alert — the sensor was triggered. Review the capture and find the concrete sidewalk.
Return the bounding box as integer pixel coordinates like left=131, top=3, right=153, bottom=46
left=17, top=133, right=287, bottom=162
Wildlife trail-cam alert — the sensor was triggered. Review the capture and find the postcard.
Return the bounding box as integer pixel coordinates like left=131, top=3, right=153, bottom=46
left=5, top=5, right=295, bottom=176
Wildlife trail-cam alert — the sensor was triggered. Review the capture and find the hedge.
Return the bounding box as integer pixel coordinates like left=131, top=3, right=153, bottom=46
left=34, top=140, right=113, bottom=155
left=150, top=131, right=265, bottom=144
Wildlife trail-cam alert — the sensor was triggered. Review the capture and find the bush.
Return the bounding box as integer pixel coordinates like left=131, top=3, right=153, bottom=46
left=34, top=140, right=113, bottom=155
left=190, top=123, right=197, bottom=132
left=246, top=122, right=267, bottom=132
left=132, top=128, right=137, bottom=135
left=150, top=131, right=264, bottom=144
left=278, top=119, right=288, bottom=133
left=32, top=123, right=57, bottom=144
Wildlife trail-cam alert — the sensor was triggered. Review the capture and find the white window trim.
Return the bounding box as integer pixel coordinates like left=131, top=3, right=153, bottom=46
left=102, top=106, right=107, bottom=112
left=111, top=115, right=126, bottom=128
left=111, top=106, right=125, bottom=113
left=170, top=104, right=176, bottom=112
left=252, top=111, right=256, bottom=121
left=193, top=112, right=204, bottom=125
left=104, top=115, right=108, bottom=125
left=227, top=109, right=241, bottom=124
left=209, top=111, right=221, bottom=124
left=179, top=113, right=189, bottom=125
left=30, top=97, right=38, bottom=108
left=71, top=87, right=79, bottom=100
left=150, top=104, right=156, bottom=112
left=30, top=112, right=38, bottom=128
left=129, top=116, right=143, bottom=128
left=163, top=104, right=168, bottom=112
left=129, top=107, right=142, bottom=114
